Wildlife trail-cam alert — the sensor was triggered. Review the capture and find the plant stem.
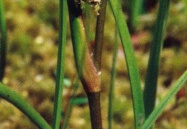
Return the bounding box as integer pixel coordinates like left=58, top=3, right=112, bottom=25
left=82, top=3, right=92, bottom=42
left=67, top=1, right=102, bottom=129
left=129, top=0, right=143, bottom=33
left=87, top=92, right=102, bottom=129
left=94, top=0, right=108, bottom=71
left=52, top=0, right=67, bottom=129
left=108, top=27, right=118, bottom=129
left=0, top=0, right=7, bottom=81
left=0, top=83, right=51, bottom=129
left=67, top=0, right=101, bottom=93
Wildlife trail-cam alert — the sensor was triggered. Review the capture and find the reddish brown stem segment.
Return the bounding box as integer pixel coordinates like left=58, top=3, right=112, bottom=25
left=81, top=50, right=101, bottom=93
left=87, top=92, right=102, bottom=129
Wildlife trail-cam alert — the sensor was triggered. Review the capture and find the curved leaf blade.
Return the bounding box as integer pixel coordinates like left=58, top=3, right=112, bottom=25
left=144, top=0, right=171, bottom=119
left=142, top=70, right=187, bottom=129
left=0, top=83, right=51, bottom=129
left=109, top=1, right=145, bottom=128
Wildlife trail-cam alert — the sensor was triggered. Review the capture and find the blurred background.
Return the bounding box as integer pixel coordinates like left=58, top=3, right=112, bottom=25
left=0, top=0, right=187, bottom=129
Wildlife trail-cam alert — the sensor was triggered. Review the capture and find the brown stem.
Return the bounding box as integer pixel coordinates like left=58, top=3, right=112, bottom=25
left=81, top=49, right=101, bottom=93
left=94, top=0, right=108, bottom=71
left=87, top=92, right=102, bottom=129
left=67, top=1, right=103, bottom=129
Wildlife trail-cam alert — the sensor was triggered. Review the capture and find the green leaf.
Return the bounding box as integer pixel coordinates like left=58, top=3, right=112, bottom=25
left=129, top=0, right=143, bottom=32
left=109, top=1, right=145, bottom=128
left=67, top=0, right=87, bottom=77
left=52, top=0, right=67, bottom=129
left=72, top=97, right=88, bottom=105
left=0, top=0, right=7, bottom=81
left=142, top=70, right=187, bottom=129
left=143, top=0, right=171, bottom=119
left=0, top=83, right=51, bottom=129
left=108, top=26, right=118, bottom=129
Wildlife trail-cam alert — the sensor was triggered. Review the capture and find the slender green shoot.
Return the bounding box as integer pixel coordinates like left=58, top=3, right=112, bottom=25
left=0, top=0, right=7, bottom=81
left=62, top=79, right=79, bottom=129
left=142, top=70, right=187, bottom=129
left=52, top=0, right=67, bottom=129
left=129, top=0, right=143, bottom=32
left=94, top=0, right=108, bottom=70
left=109, top=1, right=145, bottom=128
left=143, top=0, right=171, bottom=119
left=108, top=27, right=118, bottom=129
left=0, top=82, right=51, bottom=129
left=67, top=0, right=86, bottom=77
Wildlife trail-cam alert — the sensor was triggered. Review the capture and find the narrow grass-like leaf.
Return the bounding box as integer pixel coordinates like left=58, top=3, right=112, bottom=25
left=142, top=70, right=187, bottom=129
left=0, top=82, right=51, bottom=129
left=62, top=79, right=79, bottom=129
left=143, top=0, right=171, bottom=119
left=0, top=0, right=7, bottom=81
left=52, top=0, right=67, bottom=129
left=129, top=0, right=143, bottom=32
left=109, top=1, right=145, bottom=128
left=108, top=27, right=118, bottom=129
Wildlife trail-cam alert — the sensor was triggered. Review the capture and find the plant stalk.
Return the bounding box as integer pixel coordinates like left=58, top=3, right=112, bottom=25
left=0, top=0, right=7, bottom=81
left=108, top=27, right=118, bottom=129
left=94, top=0, right=108, bottom=71
left=87, top=92, right=102, bottom=129
left=129, top=0, right=143, bottom=33
left=67, top=1, right=102, bottom=129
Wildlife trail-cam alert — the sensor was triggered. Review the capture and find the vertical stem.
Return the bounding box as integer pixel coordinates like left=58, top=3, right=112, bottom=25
left=108, top=27, right=118, bottom=129
left=90, top=1, right=108, bottom=128
left=82, top=3, right=92, bottom=42
left=129, top=0, right=143, bottom=33
left=52, top=0, right=67, bottom=129
left=94, top=0, right=108, bottom=70
left=67, top=1, right=102, bottom=129
left=87, top=92, right=102, bottom=129
left=0, top=0, right=7, bottom=81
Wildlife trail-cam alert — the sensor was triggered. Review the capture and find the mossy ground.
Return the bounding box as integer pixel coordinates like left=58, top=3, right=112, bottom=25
left=0, top=0, right=186, bottom=129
